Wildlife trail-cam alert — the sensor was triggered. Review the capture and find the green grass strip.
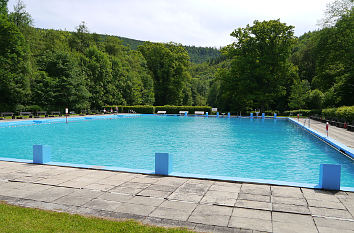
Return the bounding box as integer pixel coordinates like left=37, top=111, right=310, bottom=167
left=0, top=203, right=193, bottom=233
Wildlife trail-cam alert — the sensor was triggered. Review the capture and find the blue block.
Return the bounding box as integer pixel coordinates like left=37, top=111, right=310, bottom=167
left=155, top=153, right=172, bottom=175
left=262, top=113, right=265, bottom=119
left=228, top=112, right=230, bottom=118
left=206, top=112, right=208, bottom=117
left=33, top=145, right=51, bottom=164
left=250, top=113, right=253, bottom=118
left=319, top=164, right=341, bottom=190
left=184, top=112, right=187, bottom=116
left=274, top=113, right=277, bottom=119
left=216, top=112, right=219, bottom=117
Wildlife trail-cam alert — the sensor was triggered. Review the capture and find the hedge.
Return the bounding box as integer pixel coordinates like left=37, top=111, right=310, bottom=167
left=323, top=106, right=354, bottom=123
left=103, top=105, right=212, bottom=114
left=283, top=109, right=321, bottom=116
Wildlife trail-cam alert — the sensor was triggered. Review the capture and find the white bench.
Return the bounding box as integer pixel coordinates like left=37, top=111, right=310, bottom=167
left=194, top=111, right=205, bottom=115
left=179, top=111, right=188, bottom=115
left=157, top=111, right=166, bottom=114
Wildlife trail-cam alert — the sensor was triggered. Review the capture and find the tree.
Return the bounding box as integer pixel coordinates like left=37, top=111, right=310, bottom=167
left=319, top=0, right=353, bottom=28
left=0, top=14, right=31, bottom=111
left=307, top=89, right=324, bottom=109
left=0, top=0, right=8, bottom=15
left=69, top=21, right=92, bottom=53
left=139, top=42, right=190, bottom=105
left=220, top=20, right=297, bottom=112
left=8, top=0, right=32, bottom=29
left=288, top=80, right=311, bottom=109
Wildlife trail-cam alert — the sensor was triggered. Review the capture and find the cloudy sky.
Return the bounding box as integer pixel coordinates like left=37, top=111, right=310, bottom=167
left=8, top=0, right=334, bottom=47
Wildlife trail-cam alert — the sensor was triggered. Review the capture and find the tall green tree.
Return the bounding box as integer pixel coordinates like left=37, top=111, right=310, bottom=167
left=139, top=42, right=190, bottom=106
left=220, top=20, right=297, bottom=112
left=0, top=13, right=31, bottom=111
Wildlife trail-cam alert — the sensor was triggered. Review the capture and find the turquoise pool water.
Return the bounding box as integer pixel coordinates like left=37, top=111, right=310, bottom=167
left=0, top=115, right=353, bottom=187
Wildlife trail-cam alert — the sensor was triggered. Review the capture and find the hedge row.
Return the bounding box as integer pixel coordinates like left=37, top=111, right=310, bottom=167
left=322, top=106, right=354, bottom=123
left=283, top=109, right=321, bottom=116
left=103, top=105, right=212, bottom=114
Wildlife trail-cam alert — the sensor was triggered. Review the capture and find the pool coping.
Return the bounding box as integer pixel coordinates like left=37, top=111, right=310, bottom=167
left=0, top=115, right=353, bottom=192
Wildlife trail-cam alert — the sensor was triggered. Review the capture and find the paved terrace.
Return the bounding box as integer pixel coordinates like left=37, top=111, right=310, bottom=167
left=0, top=161, right=353, bottom=233
left=295, top=117, right=354, bottom=150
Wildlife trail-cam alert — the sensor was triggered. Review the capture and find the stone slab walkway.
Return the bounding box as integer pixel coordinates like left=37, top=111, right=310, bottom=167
left=0, top=161, right=353, bottom=233
left=295, top=118, right=354, bottom=150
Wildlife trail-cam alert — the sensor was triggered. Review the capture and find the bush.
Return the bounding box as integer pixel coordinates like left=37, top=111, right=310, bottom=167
left=284, top=109, right=312, bottom=116
left=155, top=106, right=212, bottom=114
left=334, top=106, right=354, bottom=122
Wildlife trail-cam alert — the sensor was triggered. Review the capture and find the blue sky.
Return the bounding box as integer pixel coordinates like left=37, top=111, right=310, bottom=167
left=8, top=0, right=334, bottom=47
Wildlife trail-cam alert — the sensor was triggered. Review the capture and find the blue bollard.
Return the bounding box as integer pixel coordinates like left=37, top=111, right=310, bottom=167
left=155, top=153, right=172, bottom=175
left=184, top=112, right=187, bottom=116
left=250, top=113, right=253, bottom=118
left=33, top=145, right=51, bottom=164
left=216, top=112, right=219, bottom=117
left=206, top=112, right=208, bottom=117
left=228, top=112, right=230, bottom=118
left=274, top=113, right=277, bottom=119
left=319, top=164, right=341, bottom=190
left=262, top=113, right=265, bottom=119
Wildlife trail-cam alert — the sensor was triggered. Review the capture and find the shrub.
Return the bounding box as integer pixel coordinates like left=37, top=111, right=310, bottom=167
left=284, top=109, right=311, bottom=116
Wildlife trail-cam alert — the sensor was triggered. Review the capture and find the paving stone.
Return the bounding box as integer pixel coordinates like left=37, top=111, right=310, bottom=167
left=130, top=175, right=160, bottom=184
left=213, top=226, right=243, bottom=233
left=35, top=177, right=71, bottom=186
left=119, top=182, right=152, bottom=189
left=309, top=206, right=353, bottom=219
left=271, top=196, right=307, bottom=206
left=302, top=188, right=341, bottom=202
left=228, top=216, right=272, bottom=232
left=146, top=184, right=177, bottom=192
left=235, top=200, right=271, bottom=211
left=115, top=202, right=156, bottom=216
left=83, top=199, right=122, bottom=212
left=271, top=186, right=304, bottom=198
left=232, top=208, right=271, bottom=221
left=160, top=200, right=197, bottom=212
left=127, top=196, right=165, bottom=207
left=273, top=221, right=317, bottom=233
left=168, top=192, right=204, bottom=203
left=109, top=186, right=143, bottom=195
left=138, top=189, right=171, bottom=198
left=307, top=198, right=346, bottom=210
left=200, top=191, right=237, bottom=206
left=317, top=226, right=354, bottom=233
left=53, top=189, right=102, bottom=206
left=176, top=183, right=210, bottom=195
left=25, top=186, right=74, bottom=202
left=272, top=212, right=314, bottom=225
left=209, top=183, right=242, bottom=193
left=238, top=193, right=270, bottom=202
left=83, top=183, right=115, bottom=191
left=193, top=204, right=233, bottom=216
left=98, top=192, right=133, bottom=202
left=272, top=203, right=310, bottom=214
left=314, top=216, right=354, bottom=231
left=240, top=184, right=271, bottom=196
left=150, top=207, right=191, bottom=221
left=153, top=177, right=186, bottom=187
left=188, top=214, right=230, bottom=227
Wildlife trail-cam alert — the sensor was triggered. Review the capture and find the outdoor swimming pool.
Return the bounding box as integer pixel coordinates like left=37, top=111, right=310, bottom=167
left=0, top=115, right=353, bottom=188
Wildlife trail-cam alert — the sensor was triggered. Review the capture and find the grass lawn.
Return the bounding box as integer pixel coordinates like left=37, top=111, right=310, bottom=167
left=0, top=203, right=193, bottom=233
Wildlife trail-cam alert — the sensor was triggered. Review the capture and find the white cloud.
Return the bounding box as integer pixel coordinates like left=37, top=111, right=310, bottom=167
left=8, top=0, right=334, bottom=47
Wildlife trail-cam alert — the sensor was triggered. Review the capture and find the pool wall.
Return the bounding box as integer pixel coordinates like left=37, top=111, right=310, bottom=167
left=0, top=114, right=353, bottom=192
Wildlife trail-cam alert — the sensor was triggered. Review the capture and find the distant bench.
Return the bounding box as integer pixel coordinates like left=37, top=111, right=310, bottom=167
left=157, top=111, right=166, bottom=114
left=49, top=111, right=61, bottom=117
left=194, top=111, right=205, bottom=115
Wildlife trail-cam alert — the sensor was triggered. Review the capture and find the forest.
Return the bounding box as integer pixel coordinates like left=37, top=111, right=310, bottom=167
left=0, top=0, right=353, bottom=114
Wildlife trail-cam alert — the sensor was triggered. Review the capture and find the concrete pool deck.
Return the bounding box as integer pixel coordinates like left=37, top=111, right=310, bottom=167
left=1, top=161, right=354, bottom=233
left=294, top=117, right=354, bottom=150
